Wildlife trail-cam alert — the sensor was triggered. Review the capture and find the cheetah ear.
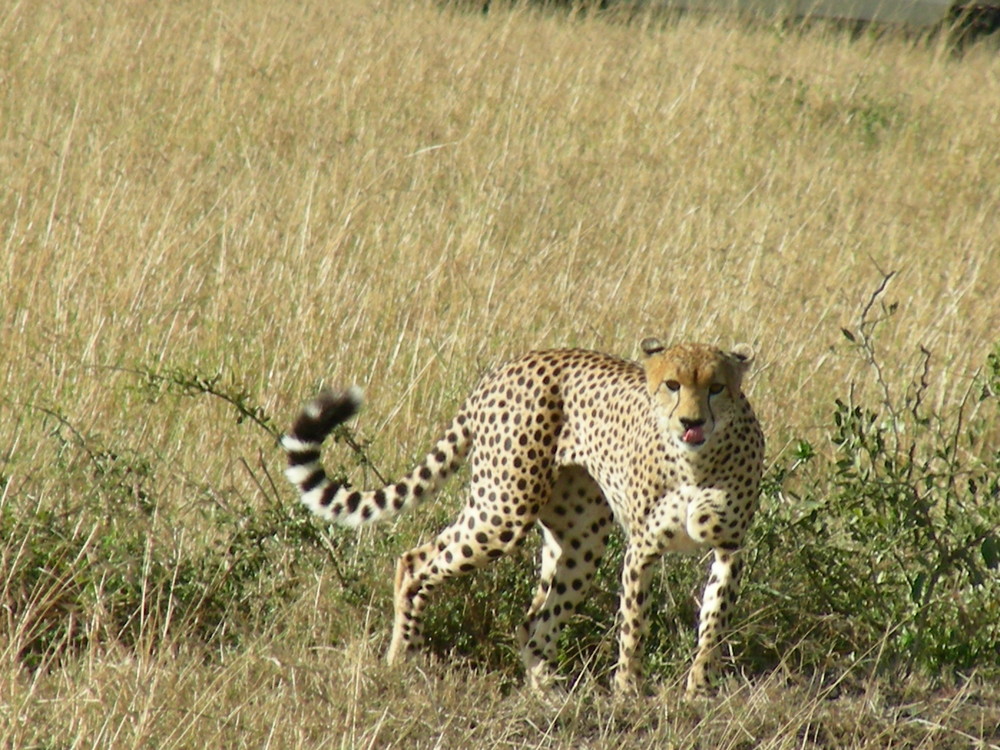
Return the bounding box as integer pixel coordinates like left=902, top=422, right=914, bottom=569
left=729, top=343, right=755, bottom=366
left=641, top=337, right=666, bottom=357
left=725, top=344, right=754, bottom=391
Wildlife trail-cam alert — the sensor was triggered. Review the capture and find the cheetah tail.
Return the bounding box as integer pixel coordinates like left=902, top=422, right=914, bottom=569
left=281, top=387, right=471, bottom=528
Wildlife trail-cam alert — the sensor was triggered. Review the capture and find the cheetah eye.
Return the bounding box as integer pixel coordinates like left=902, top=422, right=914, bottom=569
left=708, top=383, right=725, bottom=396
left=663, top=380, right=681, bottom=393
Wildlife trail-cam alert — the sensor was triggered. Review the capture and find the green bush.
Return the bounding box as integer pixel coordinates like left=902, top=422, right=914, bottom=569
left=5, top=318, right=997, bottom=684
left=743, top=284, right=1000, bottom=679
left=0, top=372, right=366, bottom=668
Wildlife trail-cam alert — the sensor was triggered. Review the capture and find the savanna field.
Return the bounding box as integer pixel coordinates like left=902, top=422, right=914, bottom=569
left=1, top=0, right=999, bottom=746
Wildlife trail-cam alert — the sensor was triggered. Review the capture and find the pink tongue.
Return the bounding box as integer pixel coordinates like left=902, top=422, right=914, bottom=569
left=683, top=426, right=705, bottom=444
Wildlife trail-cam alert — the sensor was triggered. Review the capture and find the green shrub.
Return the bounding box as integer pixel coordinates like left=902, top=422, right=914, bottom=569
left=0, top=370, right=371, bottom=668
left=743, top=279, right=1000, bottom=679
left=7, top=319, right=997, bottom=685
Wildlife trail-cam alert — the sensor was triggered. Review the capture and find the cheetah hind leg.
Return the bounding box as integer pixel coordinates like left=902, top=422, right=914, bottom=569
left=517, top=524, right=565, bottom=693
left=518, top=468, right=611, bottom=695
left=387, top=509, right=535, bottom=666
left=387, top=540, right=437, bottom=665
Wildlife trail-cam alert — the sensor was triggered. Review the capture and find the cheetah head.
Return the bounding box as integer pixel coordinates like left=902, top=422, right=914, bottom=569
left=641, top=339, right=754, bottom=452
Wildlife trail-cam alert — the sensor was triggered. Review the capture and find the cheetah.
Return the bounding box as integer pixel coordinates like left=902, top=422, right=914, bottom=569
left=281, top=340, right=764, bottom=696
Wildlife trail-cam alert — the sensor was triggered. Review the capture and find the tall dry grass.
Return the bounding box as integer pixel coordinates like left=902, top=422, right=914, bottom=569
left=1, top=0, right=998, bottom=746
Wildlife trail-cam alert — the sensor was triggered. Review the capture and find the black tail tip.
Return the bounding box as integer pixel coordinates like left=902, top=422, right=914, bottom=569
left=290, top=386, right=363, bottom=444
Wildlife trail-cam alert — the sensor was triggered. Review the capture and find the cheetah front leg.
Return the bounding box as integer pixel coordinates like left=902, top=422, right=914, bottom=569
left=686, top=547, right=744, bottom=696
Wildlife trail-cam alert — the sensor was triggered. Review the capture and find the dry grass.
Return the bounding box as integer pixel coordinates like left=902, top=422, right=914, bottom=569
left=1, top=0, right=999, bottom=746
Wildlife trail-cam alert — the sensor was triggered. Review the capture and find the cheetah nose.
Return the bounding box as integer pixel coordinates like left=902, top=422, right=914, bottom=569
left=680, top=418, right=706, bottom=445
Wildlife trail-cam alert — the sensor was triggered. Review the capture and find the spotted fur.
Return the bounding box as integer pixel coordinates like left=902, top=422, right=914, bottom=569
left=282, top=341, right=764, bottom=695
